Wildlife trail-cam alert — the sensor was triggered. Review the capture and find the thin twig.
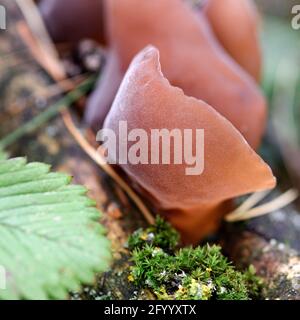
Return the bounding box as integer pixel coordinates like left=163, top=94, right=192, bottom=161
left=15, top=0, right=66, bottom=81
left=228, top=190, right=272, bottom=217
left=61, top=110, right=155, bottom=225
left=16, top=0, right=60, bottom=61
left=16, top=0, right=155, bottom=225
left=39, top=74, right=90, bottom=99
left=16, top=22, right=66, bottom=82
left=225, top=189, right=299, bottom=222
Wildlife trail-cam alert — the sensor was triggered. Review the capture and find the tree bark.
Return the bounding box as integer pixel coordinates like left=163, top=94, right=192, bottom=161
left=223, top=230, right=300, bottom=300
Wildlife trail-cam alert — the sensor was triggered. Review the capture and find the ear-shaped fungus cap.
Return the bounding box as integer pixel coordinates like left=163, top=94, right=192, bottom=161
left=103, top=46, right=276, bottom=243
left=39, top=0, right=106, bottom=44
left=88, top=0, right=266, bottom=150
left=204, top=0, right=262, bottom=81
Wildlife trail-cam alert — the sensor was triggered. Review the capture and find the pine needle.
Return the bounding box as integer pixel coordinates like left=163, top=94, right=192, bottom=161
left=225, top=189, right=299, bottom=222
left=15, top=0, right=66, bottom=81
left=15, top=0, right=155, bottom=226
left=61, top=110, right=155, bottom=225
left=227, top=190, right=272, bottom=217
left=0, top=76, right=96, bottom=149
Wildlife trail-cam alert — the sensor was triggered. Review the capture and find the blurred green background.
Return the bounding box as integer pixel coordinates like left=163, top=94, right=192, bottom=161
left=255, top=0, right=300, bottom=189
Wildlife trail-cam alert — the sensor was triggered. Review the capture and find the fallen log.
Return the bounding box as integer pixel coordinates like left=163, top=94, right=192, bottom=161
left=223, top=230, right=300, bottom=300
left=223, top=204, right=300, bottom=300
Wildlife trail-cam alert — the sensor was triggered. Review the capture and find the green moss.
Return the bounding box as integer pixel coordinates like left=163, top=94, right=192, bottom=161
left=128, top=217, right=263, bottom=300
left=242, top=265, right=264, bottom=299
left=128, top=216, right=179, bottom=252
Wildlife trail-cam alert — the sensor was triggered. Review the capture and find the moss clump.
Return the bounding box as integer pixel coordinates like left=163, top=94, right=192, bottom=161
left=242, top=265, right=264, bottom=299
left=128, top=216, right=179, bottom=252
left=128, top=217, right=263, bottom=300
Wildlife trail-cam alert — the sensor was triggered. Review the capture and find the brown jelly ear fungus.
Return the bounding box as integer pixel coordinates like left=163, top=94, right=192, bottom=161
left=39, top=0, right=106, bottom=44
left=102, top=46, right=276, bottom=244
left=86, top=0, right=266, bottom=151
left=203, top=0, right=262, bottom=82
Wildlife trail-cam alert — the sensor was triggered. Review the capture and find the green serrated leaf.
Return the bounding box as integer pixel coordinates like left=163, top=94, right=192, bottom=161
left=0, top=149, right=8, bottom=161
left=0, top=158, right=111, bottom=300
